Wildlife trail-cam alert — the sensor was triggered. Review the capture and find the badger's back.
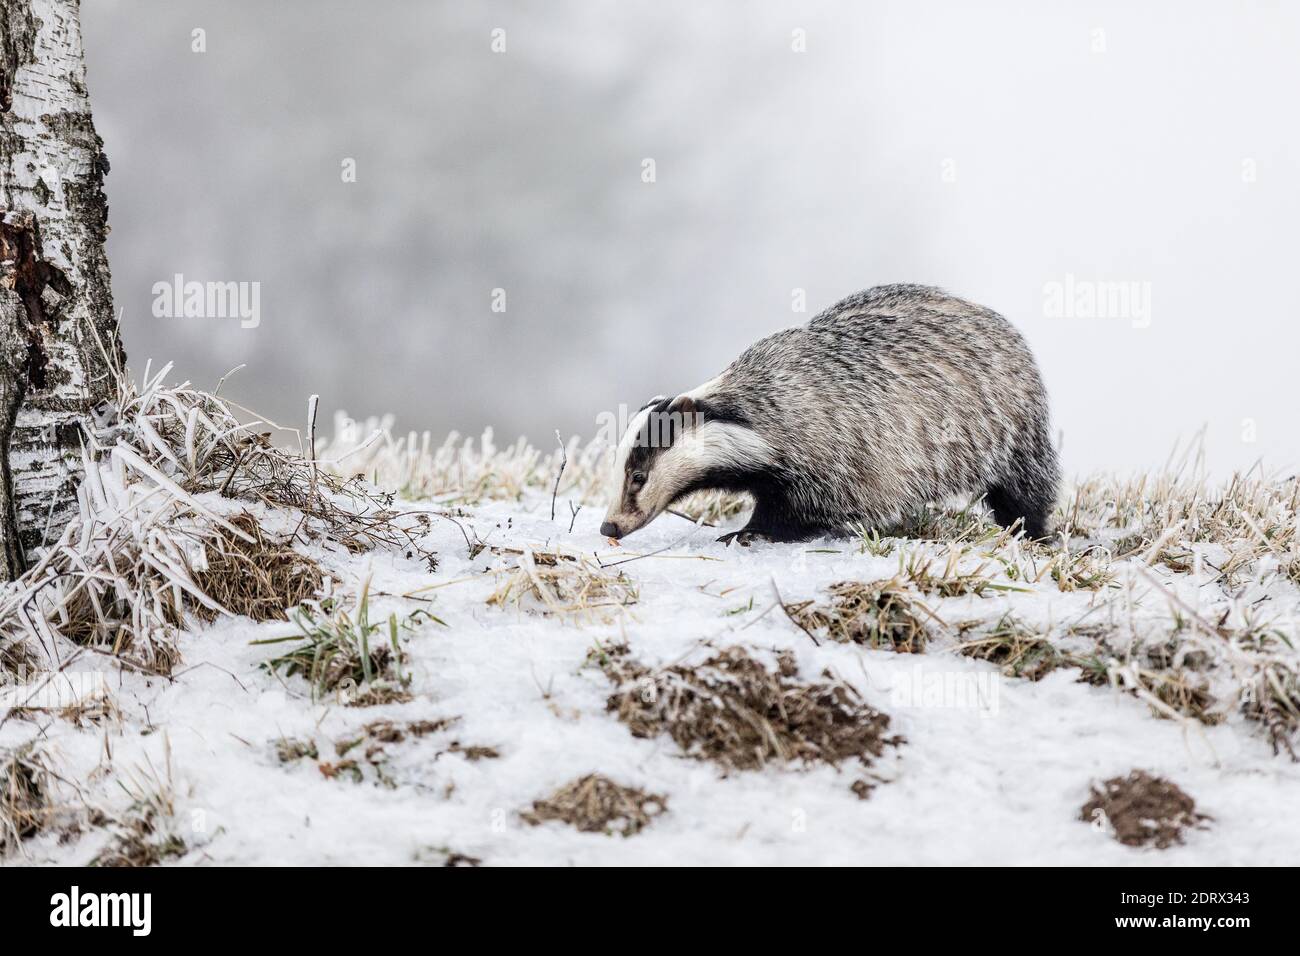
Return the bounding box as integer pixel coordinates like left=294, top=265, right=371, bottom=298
left=710, top=285, right=1057, bottom=529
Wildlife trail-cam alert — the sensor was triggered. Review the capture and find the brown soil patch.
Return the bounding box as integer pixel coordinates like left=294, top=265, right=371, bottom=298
left=604, top=646, right=901, bottom=772
left=521, top=774, right=667, bottom=836
left=1080, top=770, right=1210, bottom=849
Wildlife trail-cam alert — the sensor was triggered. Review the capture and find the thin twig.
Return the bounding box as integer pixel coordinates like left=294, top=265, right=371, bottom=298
left=597, top=521, right=707, bottom=569
left=771, top=577, right=820, bottom=646
left=550, top=430, right=566, bottom=522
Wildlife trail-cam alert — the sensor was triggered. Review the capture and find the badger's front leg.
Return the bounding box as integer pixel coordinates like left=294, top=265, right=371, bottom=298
left=715, top=493, right=829, bottom=545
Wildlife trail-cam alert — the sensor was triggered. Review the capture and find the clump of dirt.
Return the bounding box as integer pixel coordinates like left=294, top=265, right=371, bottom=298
left=521, top=774, right=667, bottom=836
left=440, top=742, right=500, bottom=761
left=784, top=580, right=930, bottom=653
left=1080, top=770, right=1210, bottom=849
left=603, top=646, right=901, bottom=772
left=0, top=745, right=50, bottom=856
left=192, top=511, right=324, bottom=622
left=444, top=850, right=482, bottom=867
left=850, top=779, right=875, bottom=800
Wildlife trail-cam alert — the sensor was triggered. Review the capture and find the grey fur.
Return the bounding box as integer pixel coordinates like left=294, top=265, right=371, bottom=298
left=602, top=284, right=1059, bottom=542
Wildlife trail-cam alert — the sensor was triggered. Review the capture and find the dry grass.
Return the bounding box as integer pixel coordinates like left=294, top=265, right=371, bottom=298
left=1129, top=666, right=1223, bottom=726
left=89, top=749, right=186, bottom=867
left=784, top=579, right=932, bottom=653
left=882, top=503, right=1000, bottom=543
left=521, top=774, right=668, bottom=836
left=1080, top=770, right=1209, bottom=849
left=190, top=512, right=324, bottom=622
left=958, top=615, right=1068, bottom=681
left=90, top=807, right=187, bottom=867
left=0, top=745, right=51, bottom=857
left=603, top=646, right=900, bottom=772
left=1, top=637, right=36, bottom=680
left=1044, top=545, right=1116, bottom=592
left=1243, top=666, right=1300, bottom=759
left=487, top=549, right=637, bottom=621
left=899, top=547, right=1025, bottom=598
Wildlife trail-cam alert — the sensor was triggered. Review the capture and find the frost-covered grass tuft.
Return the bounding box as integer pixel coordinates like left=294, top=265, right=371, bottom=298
left=785, top=578, right=935, bottom=653
left=254, top=578, right=439, bottom=701
left=0, top=364, right=436, bottom=675
left=486, top=549, right=638, bottom=621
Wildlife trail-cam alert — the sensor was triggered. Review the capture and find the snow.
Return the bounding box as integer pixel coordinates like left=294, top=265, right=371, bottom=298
left=4, top=490, right=1299, bottom=866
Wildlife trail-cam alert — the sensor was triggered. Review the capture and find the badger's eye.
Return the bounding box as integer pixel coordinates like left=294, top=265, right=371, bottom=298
left=630, top=471, right=647, bottom=490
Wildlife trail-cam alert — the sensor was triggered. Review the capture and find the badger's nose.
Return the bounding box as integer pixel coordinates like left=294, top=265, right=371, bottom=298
left=600, top=521, right=620, bottom=539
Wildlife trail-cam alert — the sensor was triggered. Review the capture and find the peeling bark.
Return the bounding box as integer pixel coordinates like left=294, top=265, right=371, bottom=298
left=0, top=0, right=122, bottom=578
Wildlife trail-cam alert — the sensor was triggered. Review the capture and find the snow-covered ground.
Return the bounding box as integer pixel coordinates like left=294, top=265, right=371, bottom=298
left=5, top=485, right=1297, bottom=866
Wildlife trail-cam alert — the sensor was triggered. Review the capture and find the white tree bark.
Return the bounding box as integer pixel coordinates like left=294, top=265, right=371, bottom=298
left=0, top=0, right=121, bottom=579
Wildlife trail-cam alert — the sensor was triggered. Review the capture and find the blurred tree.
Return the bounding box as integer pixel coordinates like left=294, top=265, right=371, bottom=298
left=0, top=0, right=122, bottom=579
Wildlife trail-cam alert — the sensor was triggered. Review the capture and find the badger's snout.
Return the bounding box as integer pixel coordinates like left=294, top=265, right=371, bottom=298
left=600, top=520, right=621, bottom=539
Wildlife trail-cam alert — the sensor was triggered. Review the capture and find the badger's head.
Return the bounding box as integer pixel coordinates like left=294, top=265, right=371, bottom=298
left=599, top=391, right=774, bottom=540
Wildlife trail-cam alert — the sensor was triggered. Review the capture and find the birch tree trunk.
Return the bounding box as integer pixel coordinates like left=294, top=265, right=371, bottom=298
left=0, top=0, right=121, bottom=580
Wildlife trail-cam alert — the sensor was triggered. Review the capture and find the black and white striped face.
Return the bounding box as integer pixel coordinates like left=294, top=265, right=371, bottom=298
left=599, top=387, right=776, bottom=540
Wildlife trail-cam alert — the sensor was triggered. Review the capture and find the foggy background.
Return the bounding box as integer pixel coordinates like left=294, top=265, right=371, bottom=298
left=81, top=0, right=1300, bottom=478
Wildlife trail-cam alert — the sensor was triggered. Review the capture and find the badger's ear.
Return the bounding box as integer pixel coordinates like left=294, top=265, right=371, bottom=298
left=639, top=395, right=667, bottom=413
left=666, top=394, right=700, bottom=430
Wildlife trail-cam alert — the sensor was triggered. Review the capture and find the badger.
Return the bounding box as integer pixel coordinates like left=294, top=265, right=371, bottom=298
left=599, top=284, right=1059, bottom=544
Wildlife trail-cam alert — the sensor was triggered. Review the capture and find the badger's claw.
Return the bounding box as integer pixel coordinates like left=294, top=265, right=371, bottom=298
left=716, top=530, right=764, bottom=547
